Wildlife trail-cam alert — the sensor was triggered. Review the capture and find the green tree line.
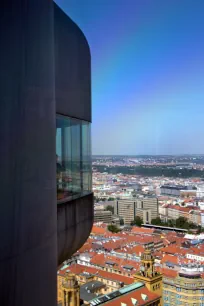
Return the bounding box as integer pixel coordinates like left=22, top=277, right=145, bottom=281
left=95, top=165, right=204, bottom=178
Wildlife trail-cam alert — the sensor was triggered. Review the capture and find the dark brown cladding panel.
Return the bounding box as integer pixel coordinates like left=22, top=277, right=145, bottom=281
left=54, top=3, right=92, bottom=122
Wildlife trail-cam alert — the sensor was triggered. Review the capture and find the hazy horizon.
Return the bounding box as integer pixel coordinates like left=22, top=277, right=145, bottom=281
left=92, top=154, right=204, bottom=156
left=55, top=0, right=204, bottom=155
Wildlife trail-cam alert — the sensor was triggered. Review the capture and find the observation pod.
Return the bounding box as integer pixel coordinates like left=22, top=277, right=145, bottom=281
left=0, top=1, right=93, bottom=306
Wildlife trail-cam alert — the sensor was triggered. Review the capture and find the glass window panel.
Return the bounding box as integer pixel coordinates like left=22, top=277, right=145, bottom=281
left=56, top=116, right=73, bottom=201
left=82, top=121, right=92, bottom=193
left=71, top=118, right=81, bottom=195
left=56, top=114, right=91, bottom=203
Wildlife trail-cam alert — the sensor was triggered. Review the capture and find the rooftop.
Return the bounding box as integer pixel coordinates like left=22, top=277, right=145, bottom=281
left=80, top=281, right=106, bottom=302
left=89, top=282, right=160, bottom=306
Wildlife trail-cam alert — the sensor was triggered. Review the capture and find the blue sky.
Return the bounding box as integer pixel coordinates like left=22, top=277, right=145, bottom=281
left=55, top=0, right=204, bottom=155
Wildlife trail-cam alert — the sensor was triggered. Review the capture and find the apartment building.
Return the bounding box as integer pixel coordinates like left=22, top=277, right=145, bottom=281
left=163, top=270, right=204, bottom=306
left=136, top=209, right=152, bottom=224
left=115, top=198, right=158, bottom=224
left=94, top=210, right=113, bottom=224
left=115, top=199, right=137, bottom=224
left=0, top=2, right=93, bottom=306
left=186, top=250, right=204, bottom=262
left=167, top=205, right=190, bottom=220
left=188, top=210, right=201, bottom=225
left=138, top=198, right=159, bottom=220
left=160, top=185, right=187, bottom=196
left=167, top=205, right=202, bottom=225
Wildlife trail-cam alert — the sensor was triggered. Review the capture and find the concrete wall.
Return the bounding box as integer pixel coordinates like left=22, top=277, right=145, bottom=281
left=0, top=1, right=57, bottom=306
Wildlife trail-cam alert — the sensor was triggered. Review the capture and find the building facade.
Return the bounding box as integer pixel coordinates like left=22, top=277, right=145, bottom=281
left=94, top=210, right=113, bottom=224
left=115, top=198, right=158, bottom=224
left=59, top=271, right=161, bottom=306
left=136, top=209, right=152, bottom=224
left=0, top=2, right=93, bottom=306
left=189, top=210, right=201, bottom=225
left=163, top=271, right=204, bottom=306
left=160, top=185, right=186, bottom=197
left=61, top=273, right=80, bottom=306
left=138, top=198, right=159, bottom=220
left=115, top=199, right=137, bottom=224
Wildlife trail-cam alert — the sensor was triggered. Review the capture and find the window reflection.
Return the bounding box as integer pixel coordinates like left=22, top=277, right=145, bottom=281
left=56, top=115, right=92, bottom=203
left=82, top=122, right=92, bottom=192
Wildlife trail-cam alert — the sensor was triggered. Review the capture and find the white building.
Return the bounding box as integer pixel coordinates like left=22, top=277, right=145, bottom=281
left=186, top=252, right=204, bottom=262
left=196, top=185, right=204, bottom=198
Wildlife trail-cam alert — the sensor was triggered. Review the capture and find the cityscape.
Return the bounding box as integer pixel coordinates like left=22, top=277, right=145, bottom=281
left=57, top=155, right=204, bottom=306
left=1, top=1, right=204, bottom=306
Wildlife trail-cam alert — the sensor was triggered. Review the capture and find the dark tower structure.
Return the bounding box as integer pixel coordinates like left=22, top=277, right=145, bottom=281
left=0, top=1, right=93, bottom=306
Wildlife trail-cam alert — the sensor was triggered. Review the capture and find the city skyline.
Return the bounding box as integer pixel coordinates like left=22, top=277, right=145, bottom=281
left=56, top=0, right=204, bottom=155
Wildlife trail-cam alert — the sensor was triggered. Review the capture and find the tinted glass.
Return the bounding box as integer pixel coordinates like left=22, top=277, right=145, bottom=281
left=82, top=122, right=92, bottom=192
left=56, top=115, right=91, bottom=203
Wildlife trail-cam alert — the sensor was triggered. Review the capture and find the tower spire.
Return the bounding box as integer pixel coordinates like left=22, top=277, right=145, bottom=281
left=134, top=249, right=163, bottom=299
left=62, top=272, right=80, bottom=306
left=140, top=249, right=156, bottom=278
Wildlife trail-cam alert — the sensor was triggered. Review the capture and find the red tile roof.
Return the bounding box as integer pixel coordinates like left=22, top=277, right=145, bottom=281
left=161, top=254, right=179, bottom=265
left=90, top=253, right=140, bottom=274
left=160, top=245, right=187, bottom=256
left=131, top=226, right=155, bottom=235
left=104, top=285, right=160, bottom=306
left=91, top=225, right=107, bottom=235
left=59, top=264, right=134, bottom=285
left=162, top=268, right=178, bottom=278
left=78, top=242, right=92, bottom=253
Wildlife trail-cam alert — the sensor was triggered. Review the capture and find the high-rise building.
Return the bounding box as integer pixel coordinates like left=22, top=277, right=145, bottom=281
left=94, top=209, right=113, bottom=224
left=137, top=198, right=159, bottom=221
left=115, top=198, right=158, bottom=224
left=0, top=2, right=93, bottom=306
left=136, top=209, right=152, bottom=224
left=163, top=270, right=204, bottom=306
left=115, top=199, right=137, bottom=224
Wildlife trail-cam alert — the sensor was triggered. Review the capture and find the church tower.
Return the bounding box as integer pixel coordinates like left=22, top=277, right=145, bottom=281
left=134, top=249, right=162, bottom=298
left=62, top=273, right=80, bottom=306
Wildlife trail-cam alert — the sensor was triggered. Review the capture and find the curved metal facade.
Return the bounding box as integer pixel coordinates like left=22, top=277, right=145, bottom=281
left=54, top=3, right=93, bottom=265
left=0, top=1, right=93, bottom=306
left=54, top=3, right=91, bottom=122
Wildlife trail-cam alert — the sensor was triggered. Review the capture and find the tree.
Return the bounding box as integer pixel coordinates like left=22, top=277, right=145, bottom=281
left=167, top=219, right=175, bottom=227
left=151, top=217, right=162, bottom=226
left=105, top=205, right=114, bottom=214
left=188, top=221, right=197, bottom=229
left=131, top=189, right=137, bottom=198
left=108, top=197, right=115, bottom=201
left=107, top=224, right=120, bottom=233
left=131, top=216, right=143, bottom=227
left=175, top=216, right=188, bottom=228
left=120, top=218, right=124, bottom=226
left=94, top=196, right=99, bottom=203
